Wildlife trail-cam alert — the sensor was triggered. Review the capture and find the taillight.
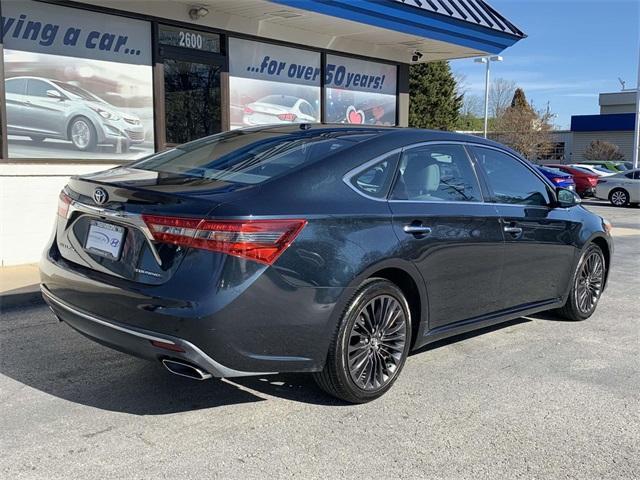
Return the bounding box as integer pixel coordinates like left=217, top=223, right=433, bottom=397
left=277, top=113, right=297, bottom=122
left=142, top=215, right=307, bottom=265
left=244, top=106, right=254, bottom=114
left=58, top=191, right=71, bottom=218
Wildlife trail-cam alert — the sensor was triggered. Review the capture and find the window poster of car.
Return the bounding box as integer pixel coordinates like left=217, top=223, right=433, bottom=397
left=325, top=55, right=397, bottom=126
left=229, top=38, right=321, bottom=129
left=1, top=0, right=154, bottom=160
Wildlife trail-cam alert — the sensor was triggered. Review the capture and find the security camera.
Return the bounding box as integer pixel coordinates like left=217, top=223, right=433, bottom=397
left=412, top=51, right=423, bottom=62
left=189, top=6, right=209, bottom=20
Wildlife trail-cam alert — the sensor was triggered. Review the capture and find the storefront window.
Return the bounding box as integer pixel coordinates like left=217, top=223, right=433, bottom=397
left=325, top=55, right=397, bottom=126
left=228, top=38, right=321, bottom=129
left=1, top=0, right=154, bottom=160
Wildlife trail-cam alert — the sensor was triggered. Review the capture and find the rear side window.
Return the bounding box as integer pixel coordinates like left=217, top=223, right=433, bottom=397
left=5, top=78, right=26, bottom=94
left=391, top=144, right=482, bottom=202
left=134, top=129, right=379, bottom=184
left=353, top=153, right=398, bottom=199
left=471, top=146, right=551, bottom=206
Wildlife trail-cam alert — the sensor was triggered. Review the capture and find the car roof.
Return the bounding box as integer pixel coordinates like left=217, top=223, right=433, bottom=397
left=234, top=123, right=517, bottom=153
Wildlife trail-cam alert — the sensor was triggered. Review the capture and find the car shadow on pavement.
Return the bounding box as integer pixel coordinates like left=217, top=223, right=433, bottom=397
left=2, top=308, right=559, bottom=413
left=410, top=318, right=532, bottom=356
left=0, top=307, right=346, bottom=412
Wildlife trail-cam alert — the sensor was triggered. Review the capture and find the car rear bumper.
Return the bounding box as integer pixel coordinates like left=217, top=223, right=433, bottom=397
left=40, top=244, right=345, bottom=375
left=41, top=285, right=264, bottom=378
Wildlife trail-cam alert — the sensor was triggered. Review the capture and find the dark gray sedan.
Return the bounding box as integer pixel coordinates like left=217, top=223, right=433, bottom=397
left=40, top=125, right=613, bottom=403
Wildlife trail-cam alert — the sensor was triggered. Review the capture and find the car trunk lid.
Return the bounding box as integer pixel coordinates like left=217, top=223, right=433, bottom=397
left=55, top=167, right=254, bottom=285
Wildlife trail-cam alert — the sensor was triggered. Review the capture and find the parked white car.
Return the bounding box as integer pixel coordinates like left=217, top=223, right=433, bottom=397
left=570, top=164, right=615, bottom=177
left=242, top=95, right=317, bottom=126
left=595, top=169, right=640, bottom=207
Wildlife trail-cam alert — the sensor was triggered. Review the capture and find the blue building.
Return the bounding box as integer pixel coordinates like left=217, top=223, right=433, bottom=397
left=570, top=90, right=637, bottom=162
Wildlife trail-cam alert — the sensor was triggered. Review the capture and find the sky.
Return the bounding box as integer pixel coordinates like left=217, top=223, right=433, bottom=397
left=450, top=0, right=639, bottom=129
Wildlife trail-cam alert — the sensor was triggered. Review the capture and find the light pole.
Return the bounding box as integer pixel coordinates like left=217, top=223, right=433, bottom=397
left=632, top=46, right=640, bottom=169
left=475, top=55, right=503, bottom=138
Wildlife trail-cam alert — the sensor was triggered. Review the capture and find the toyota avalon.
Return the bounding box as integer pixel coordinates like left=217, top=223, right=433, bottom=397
left=40, top=125, right=613, bottom=403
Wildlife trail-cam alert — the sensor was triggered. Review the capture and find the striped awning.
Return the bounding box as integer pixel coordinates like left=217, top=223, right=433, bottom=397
left=396, top=0, right=525, bottom=38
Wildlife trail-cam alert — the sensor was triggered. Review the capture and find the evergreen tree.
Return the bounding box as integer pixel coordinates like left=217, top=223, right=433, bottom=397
left=510, top=87, right=532, bottom=111
left=409, top=61, right=462, bottom=130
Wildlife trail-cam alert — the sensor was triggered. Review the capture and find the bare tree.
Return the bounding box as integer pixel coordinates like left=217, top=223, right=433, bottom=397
left=494, top=88, right=554, bottom=160
left=489, top=78, right=517, bottom=118
left=461, top=94, right=483, bottom=117
left=453, top=71, right=468, bottom=97
left=584, top=140, right=625, bottom=160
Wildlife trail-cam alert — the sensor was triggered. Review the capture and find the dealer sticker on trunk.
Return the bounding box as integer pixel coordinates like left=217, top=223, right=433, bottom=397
left=85, top=220, right=125, bottom=260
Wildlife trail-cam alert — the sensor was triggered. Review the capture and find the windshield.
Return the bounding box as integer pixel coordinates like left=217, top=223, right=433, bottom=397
left=133, top=128, right=380, bottom=184
left=51, top=81, right=105, bottom=103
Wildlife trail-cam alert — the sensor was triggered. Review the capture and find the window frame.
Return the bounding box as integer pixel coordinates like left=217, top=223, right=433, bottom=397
left=344, top=141, right=561, bottom=207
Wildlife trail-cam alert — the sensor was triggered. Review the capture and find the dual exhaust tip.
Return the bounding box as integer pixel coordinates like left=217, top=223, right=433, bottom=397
left=161, top=359, right=213, bottom=381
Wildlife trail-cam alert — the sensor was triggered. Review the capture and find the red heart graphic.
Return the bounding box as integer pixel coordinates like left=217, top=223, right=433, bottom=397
left=346, top=106, right=365, bottom=124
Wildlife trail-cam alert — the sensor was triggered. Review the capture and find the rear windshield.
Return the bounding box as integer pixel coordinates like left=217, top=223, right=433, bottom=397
left=133, top=129, right=379, bottom=184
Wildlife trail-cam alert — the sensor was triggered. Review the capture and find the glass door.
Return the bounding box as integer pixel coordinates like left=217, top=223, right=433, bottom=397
left=163, top=59, right=221, bottom=145
left=158, top=25, right=225, bottom=147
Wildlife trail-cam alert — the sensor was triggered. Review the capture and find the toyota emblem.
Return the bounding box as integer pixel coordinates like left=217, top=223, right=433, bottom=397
left=93, top=187, right=108, bottom=205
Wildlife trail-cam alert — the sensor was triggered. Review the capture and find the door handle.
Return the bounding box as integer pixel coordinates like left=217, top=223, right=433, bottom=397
left=503, top=226, right=523, bottom=235
left=403, top=224, right=432, bottom=235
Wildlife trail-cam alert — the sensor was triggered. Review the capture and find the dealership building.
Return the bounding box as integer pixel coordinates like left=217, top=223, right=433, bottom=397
left=0, top=0, right=523, bottom=266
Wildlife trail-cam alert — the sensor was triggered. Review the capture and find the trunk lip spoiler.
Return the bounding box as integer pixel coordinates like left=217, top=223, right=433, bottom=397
left=64, top=199, right=164, bottom=266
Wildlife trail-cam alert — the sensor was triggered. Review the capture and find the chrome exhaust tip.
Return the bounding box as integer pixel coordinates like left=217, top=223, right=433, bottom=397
left=161, top=359, right=212, bottom=381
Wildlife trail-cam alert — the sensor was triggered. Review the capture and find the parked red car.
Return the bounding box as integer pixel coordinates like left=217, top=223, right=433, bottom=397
left=545, top=164, right=599, bottom=197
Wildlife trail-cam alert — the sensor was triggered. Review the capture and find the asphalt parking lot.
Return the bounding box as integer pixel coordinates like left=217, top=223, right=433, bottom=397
left=1, top=202, right=638, bottom=480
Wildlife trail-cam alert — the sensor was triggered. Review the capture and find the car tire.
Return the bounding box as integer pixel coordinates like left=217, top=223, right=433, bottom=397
left=69, top=117, right=98, bottom=152
left=609, top=188, right=629, bottom=207
left=557, top=243, right=606, bottom=321
left=313, top=278, right=412, bottom=403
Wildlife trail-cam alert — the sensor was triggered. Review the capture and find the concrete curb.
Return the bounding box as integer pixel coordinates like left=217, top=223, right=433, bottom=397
left=0, top=286, right=44, bottom=311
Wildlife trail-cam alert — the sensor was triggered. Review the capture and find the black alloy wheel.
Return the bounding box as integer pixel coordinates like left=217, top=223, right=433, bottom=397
left=314, top=278, right=412, bottom=403
left=557, top=244, right=606, bottom=321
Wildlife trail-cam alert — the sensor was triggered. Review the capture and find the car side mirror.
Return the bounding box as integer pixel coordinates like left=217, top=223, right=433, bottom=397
left=46, top=89, right=65, bottom=100
left=556, top=187, right=581, bottom=208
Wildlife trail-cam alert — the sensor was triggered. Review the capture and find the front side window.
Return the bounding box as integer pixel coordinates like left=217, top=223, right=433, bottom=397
left=471, top=146, right=551, bottom=206
left=26, top=80, right=53, bottom=98
left=391, top=144, right=481, bottom=202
